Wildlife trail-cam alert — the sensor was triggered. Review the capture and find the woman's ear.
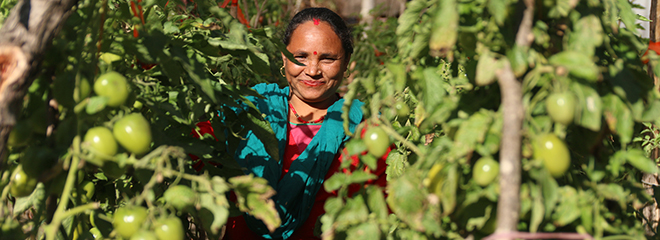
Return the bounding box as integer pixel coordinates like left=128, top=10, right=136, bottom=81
left=281, top=52, right=287, bottom=65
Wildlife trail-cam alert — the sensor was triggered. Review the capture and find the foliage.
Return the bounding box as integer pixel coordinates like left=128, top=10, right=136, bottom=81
left=0, top=0, right=287, bottom=239
left=0, top=0, right=659, bottom=239
left=326, top=0, right=660, bottom=239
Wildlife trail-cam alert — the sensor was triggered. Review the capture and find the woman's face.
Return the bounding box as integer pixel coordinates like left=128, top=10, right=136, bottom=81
left=283, top=20, right=349, bottom=105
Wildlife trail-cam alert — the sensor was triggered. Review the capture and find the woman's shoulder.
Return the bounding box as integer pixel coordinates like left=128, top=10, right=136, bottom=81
left=251, top=83, right=288, bottom=96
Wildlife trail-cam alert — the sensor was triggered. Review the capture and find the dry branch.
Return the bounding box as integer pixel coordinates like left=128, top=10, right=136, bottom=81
left=0, top=0, right=78, bottom=166
left=494, top=0, right=534, bottom=238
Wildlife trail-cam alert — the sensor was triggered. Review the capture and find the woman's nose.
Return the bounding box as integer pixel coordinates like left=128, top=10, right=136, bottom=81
left=304, top=61, right=321, bottom=76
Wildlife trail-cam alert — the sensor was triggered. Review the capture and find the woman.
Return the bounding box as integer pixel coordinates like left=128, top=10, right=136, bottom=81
left=221, top=7, right=387, bottom=240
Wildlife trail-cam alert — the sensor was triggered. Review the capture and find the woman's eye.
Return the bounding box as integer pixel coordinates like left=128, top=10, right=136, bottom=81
left=321, top=58, right=335, bottom=63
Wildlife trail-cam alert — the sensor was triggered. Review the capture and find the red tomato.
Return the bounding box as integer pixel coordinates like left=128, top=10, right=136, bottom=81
left=642, top=41, right=660, bottom=64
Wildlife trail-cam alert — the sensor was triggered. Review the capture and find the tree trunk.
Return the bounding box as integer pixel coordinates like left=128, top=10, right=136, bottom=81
left=0, top=0, right=78, bottom=169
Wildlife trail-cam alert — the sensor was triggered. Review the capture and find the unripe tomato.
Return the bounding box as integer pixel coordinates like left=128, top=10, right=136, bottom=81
left=363, top=127, right=389, bottom=158
left=7, top=122, right=32, bottom=147
left=154, top=217, right=185, bottom=240
left=472, top=157, right=499, bottom=187
left=163, top=185, right=197, bottom=212
left=93, top=71, right=130, bottom=107
left=73, top=77, right=92, bottom=103
left=113, top=113, right=152, bottom=155
left=113, top=206, right=148, bottom=239
left=424, top=163, right=444, bottom=196
left=533, top=133, right=571, bottom=178
left=10, top=165, right=38, bottom=198
left=546, top=92, right=576, bottom=125
left=394, top=101, right=410, bottom=119
left=75, top=180, right=95, bottom=203
left=84, top=127, right=118, bottom=162
left=130, top=230, right=158, bottom=240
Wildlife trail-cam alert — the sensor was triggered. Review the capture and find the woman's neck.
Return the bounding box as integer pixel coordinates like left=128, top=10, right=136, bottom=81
left=288, top=95, right=339, bottom=124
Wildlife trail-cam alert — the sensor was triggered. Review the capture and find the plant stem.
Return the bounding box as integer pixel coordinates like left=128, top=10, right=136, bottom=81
left=44, top=136, right=82, bottom=240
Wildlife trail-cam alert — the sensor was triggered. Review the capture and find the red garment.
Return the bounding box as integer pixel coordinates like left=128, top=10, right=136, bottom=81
left=222, top=123, right=389, bottom=240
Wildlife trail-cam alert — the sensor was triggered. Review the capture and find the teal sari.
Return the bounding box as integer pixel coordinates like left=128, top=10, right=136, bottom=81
left=234, top=83, right=364, bottom=239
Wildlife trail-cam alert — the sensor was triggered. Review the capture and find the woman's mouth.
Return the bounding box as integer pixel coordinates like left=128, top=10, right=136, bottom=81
left=301, top=80, right=325, bottom=87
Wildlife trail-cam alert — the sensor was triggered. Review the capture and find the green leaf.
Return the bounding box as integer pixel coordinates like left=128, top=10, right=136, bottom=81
left=429, top=0, right=458, bottom=57
left=208, top=38, right=248, bottom=50
left=245, top=112, right=279, bottom=162
left=602, top=94, right=633, bottom=145
left=385, top=151, right=408, bottom=181
left=616, top=0, right=637, bottom=34
left=451, top=110, right=493, bottom=158
left=572, top=82, right=603, bottom=131
left=475, top=52, right=500, bottom=86
left=336, top=195, right=369, bottom=229
left=324, top=173, right=347, bottom=192
left=347, top=221, right=380, bottom=240
left=625, top=148, right=659, bottom=174
left=13, top=183, right=45, bottom=215
left=198, top=192, right=229, bottom=235
left=568, top=15, right=604, bottom=56
left=549, top=51, right=599, bottom=81
left=441, top=163, right=459, bottom=215
left=386, top=170, right=427, bottom=231
left=488, top=0, right=509, bottom=25
left=552, top=187, right=581, bottom=226
left=86, top=96, right=107, bottom=114
left=366, top=186, right=388, bottom=218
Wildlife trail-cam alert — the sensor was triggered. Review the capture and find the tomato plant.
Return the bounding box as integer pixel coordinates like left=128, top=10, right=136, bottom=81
left=533, top=133, right=571, bottom=178
left=93, top=71, right=131, bottom=107
left=472, top=157, right=499, bottom=187
left=546, top=92, right=576, bottom=125
left=154, top=216, right=185, bottom=240
left=363, top=126, right=390, bottom=158
left=113, top=206, right=148, bottom=239
left=112, top=113, right=152, bottom=155
left=9, top=165, right=38, bottom=198
left=83, top=126, right=118, bottom=164
left=163, top=185, right=196, bottom=212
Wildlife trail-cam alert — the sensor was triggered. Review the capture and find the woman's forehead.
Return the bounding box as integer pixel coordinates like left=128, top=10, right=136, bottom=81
left=288, top=21, right=343, bottom=52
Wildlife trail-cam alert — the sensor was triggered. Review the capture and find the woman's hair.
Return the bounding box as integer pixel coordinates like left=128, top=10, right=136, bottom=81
left=283, top=8, right=353, bottom=58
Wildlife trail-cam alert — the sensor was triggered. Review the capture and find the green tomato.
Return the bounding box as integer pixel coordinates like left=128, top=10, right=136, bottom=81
left=363, top=127, right=390, bottom=158
left=74, top=76, right=92, bottom=103
left=546, top=92, right=576, bottom=125
left=533, top=133, right=571, bottom=178
left=163, top=185, right=197, bottom=212
left=130, top=230, right=158, bottom=240
left=10, top=165, right=38, bottom=198
left=424, top=163, right=444, bottom=196
left=113, top=206, right=148, bottom=239
left=84, top=127, right=118, bottom=163
left=113, top=113, right=152, bottom=155
left=394, top=101, right=410, bottom=119
left=472, top=157, right=500, bottom=187
left=76, top=180, right=95, bottom=203
left=7, top=122, right=32, bottom=147
left=93, top=71, right=130, bottom=107
left=154, top=217, right=185, bottom=240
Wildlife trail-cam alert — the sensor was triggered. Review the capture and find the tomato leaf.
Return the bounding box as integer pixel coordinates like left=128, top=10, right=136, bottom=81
left=602, top=94, right=633, bottom=145
left=13, top=183, right=45, bottom=216
left=549, top=51, right=599, bottom=82
left=572, top=82, right=603, bottom=131
left=86, top=96, right=108, bottom=114
left=428, top=0, right=458, bottom=57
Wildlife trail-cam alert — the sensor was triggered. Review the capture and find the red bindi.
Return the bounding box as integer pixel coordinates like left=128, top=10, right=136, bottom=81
left=313, top=51, right=317, bottom=55
left=313, top=18, right=320, bottom=25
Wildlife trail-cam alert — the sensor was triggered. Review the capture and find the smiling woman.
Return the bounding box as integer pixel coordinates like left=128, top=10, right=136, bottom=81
left=220, top=7, right=388, bottom=240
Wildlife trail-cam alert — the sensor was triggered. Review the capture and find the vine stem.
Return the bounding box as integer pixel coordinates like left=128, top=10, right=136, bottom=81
left=44, top=136, right=86, bottom=240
